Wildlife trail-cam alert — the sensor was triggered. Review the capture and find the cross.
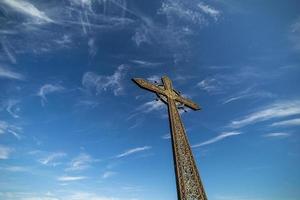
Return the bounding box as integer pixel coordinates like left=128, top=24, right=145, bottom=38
left=133, top=76, right=208, bottom=200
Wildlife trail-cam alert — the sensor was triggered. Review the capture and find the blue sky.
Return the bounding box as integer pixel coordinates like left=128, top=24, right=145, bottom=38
left=0, top=0, right=300, bottom=200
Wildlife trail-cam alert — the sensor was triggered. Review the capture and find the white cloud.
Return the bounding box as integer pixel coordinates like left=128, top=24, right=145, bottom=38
left=37, top=84, right=64, bottom=105
left=0, top=120, right=22, bottom=140
left=4, top=99, right=21, bottom=118
left=66, top=153, right=96, bottom=171
left=57, top=176, right=87, bottom=182
left=0, top=65, right=25, bottom=80
left=0, top=165, right=29, bottom=172
left=2, top=0, right=53, bottom=23
left=0, top=145, right=13, bottom=159
left=137, top=100, right=165, bottom=113
left=197, top=78, right=221, bottom=93
left=132, top=0, right=221, bottom=62
left=132, top=23, right=152, bottom=47
left=1, top=40, right=17, bottom=64
left=88, top=38, right=97, bottom=57
left=82, top=65, right=127, bottom=96
left=54, top=34, right=72, bottom=47
left=116, top=146, right=152, bottom=158
left=161, top=133, right=171, bottom=140
left=0, top=191, right=119, bottom=200
left=130, top=60, right=162, bottom=67
left=262, top=132, right=291, bottom=138
left=214, top=194, right=264, bottom=200
left=271, top=118, right=300, bottom=127
left=65, top=192, right=118, bottom=200
left=38, top=152, right=66, bottom=166
left=229, top=100, right=300, bottom=128
left=192, top=131, right=242, bottom=148
left=222, top=88, right=274, bottom=104
left=290, top=17, right=300, bottom=51
left=159, top=0, right=205, bottom=25
left=198, top=2, right=220, bottom=21
left=102, top=171, right=117, bottom=179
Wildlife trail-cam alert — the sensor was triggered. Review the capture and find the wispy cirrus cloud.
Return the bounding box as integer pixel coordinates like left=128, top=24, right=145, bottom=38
left=37, top=84, right=64, bottom=106
left=57, top=175, right=87, bottom=182
left=222, top=87, right=274, bottom=104
left=2, top=99, right=21, bottom=118
left=192, top=131, right=242, bottom=148
left=0, top=0, right=135, bottom=57
left=229, top=100, right=300, bottom=128
left=0, top=65, right=25, bottom=80
left=159, top=0, right=219, bottom=25
left=1, top=40, right=17, bottom=64
left=0, top=191, right=120, bottom=200
left=161, top=133, right=171, bottom=140
left=88, top=38, right=97, bottom=57
left=133, top=0, right=221, bottom=62
left=38, top=152, right=67, bottom=166
left=0, top=165, right=29, bottom=172
left=136, top=100, right=165, bottom=113
left=197, top=77, right=221, bottom=93
left=271, top=118, right=300, bottom=127
left=116, top=146, right=152, bottom=158
left=102, top=171, right=117, bottom=179
left=289, top=17, right=300, bottom=51
left=0, top=145, right=13, bottom=159
left=82, top=65, right=128, bottom=96
left=66, top=153, right=97, bottom=171
left=1, top=0, right=53, bottom=23
left=0, top=120, right=22, bottom=140
left=64, top=192, right=118, bottom=200
left=262, top=132, right=291, bottom=138
left=130, top=60, right=163, bottom=67
left=198, top=2, right=221, bottom=21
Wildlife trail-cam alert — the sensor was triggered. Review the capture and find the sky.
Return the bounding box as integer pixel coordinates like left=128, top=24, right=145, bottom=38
left=0, top=0, right=300, bottom=200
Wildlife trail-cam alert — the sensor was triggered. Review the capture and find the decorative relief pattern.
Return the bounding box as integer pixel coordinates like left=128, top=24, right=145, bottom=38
left=133, top=76, right=207, bottom=200
left=168, top=99, right=207, bottom=200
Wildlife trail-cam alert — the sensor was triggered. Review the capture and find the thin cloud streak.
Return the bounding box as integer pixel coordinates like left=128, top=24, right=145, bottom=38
left=2, top=40, right=17, bottom=64
left=116, top=146, right=152, bottom=158
left=0, top=165, right=29, bottom=172
left=57, top=176, right=87, bottom=182
left=271, top=118, right=300, bottom=127
left=0, top=65, right=25, bottom=80
left=192, top=131, right=242, bottom=148
left=229, top=100, right=300, bottom=128
left=262, top=132, right=291, bottom=138
left=2, top=0, right=53, bottom=23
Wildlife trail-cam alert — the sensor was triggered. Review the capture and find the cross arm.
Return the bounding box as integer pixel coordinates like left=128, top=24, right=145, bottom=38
left=132, top=78, right=166, bottom=95
left=175, top=95, right=201, bottom=110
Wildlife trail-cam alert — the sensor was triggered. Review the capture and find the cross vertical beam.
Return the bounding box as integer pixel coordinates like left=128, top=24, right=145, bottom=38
left=133, top=76, right=208, bottom=200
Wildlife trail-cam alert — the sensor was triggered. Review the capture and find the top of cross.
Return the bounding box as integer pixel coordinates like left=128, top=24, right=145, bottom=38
left=132, top=76, right=201, bottom=110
